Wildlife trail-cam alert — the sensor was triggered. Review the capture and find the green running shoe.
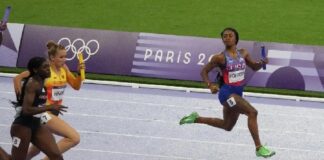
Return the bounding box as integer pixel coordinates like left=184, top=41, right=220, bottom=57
left=179, top=112, right=199, bottom=125
left=256, top=145, right=276, bottom=158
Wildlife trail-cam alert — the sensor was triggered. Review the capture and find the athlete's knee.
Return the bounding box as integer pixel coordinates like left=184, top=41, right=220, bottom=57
left=248, top=109, right=258, bottom=118
left=223, top=125, right=235, bottom=131
left=66, top=131, right=80, bottom=146
left=29, top=145, right=41, bottom=155
left=223, top=121, right=236, bottom=131
left=0, top=153, right=11, bottom=160
left=26, top=148, right=41, bottom=160
left=45, top=150, right=63, bottom=160
left=72, top=133, right=80, bottom=146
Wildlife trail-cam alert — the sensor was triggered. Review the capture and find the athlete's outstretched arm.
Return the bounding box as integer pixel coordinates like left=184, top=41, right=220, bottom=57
left=241, top=49, right=268, bottom=71
left=64, top=64, right=82, bottom=90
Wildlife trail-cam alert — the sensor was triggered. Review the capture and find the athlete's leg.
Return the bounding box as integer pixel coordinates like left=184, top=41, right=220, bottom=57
left=228, top=94, right=275, bottom=157
left=31, top=126, right=63, bottom=160
left=10, top=124, right=32, bottom=160
left=228, top=94, right=261, bottom=147
left=195, top=106, right=240, bottom=131
left=26, top=144, right=40, bottom=160
left=42, top=113, right=80, bottom=160
left=0, top=147, right=11, bottom=160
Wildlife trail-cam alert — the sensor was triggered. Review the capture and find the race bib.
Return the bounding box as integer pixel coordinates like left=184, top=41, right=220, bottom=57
left=12, top=137, right=21, bottom=148
left=40, top=112, right=52, bottom=124
left=227, top=97, right=237, bottom=107
left=52, top=86, right=66, bottom=101
left=228, top=69, right=245, bottom=83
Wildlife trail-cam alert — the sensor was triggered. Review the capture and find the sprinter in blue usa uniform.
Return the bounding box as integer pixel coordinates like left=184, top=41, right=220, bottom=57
left=180, top=28, right=275, bottom=158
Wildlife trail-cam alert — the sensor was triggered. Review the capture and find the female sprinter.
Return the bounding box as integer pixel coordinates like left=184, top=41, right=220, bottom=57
left=13, top=41, right=84, bottom=160
left=180, top=28, right=275, bottom=158
left=11, top=57, right=66, bottom=160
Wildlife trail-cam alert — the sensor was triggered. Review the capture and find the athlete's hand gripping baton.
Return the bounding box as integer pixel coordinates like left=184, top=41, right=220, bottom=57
left=2, top=6, right=11, bottom=23
left=77, top=52, right=85, bottom=81
left=0, top=6, right=11, bottom=32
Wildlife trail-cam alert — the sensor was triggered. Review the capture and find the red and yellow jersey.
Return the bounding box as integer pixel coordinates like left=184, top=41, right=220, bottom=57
left=45, top=67, right=67, bottom=105
left=44, top=66, right=82, bottom=105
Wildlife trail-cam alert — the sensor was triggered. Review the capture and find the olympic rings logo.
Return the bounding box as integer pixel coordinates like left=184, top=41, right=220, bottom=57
left=57, top=38, right=100, bottom=61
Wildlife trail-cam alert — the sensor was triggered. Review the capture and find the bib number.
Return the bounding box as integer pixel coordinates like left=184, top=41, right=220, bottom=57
left=227, top=97, right=237, bottom=107
left=12, top=137, right=21, bottom=148
left=40, top=112, right=52, bottom=124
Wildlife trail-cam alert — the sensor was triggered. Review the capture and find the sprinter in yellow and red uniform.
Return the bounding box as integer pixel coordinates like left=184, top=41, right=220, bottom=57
left=45, top=64, right=81, bottom=108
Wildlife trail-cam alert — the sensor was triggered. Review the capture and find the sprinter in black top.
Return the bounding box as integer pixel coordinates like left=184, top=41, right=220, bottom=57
left=10, top=57, right=67, bottom=160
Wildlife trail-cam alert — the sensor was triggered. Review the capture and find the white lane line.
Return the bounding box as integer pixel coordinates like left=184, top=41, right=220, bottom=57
left=64, top=95, right=324, bottom=113
left=0, top=108, right=173, bottom=123
left=1, top=99, right=324, bottom=121
left=1, top=91, right=324, bottom=116
left=62, top=113, right=319, bottom=136
left=72, top=148, right=201, bottom=160
left=0, top=142, right=199, bottom=160
left=2, top=124, right=324, bottom=156
left=0, top=105, right=322, bottom=137
left=77, top=130, right=255, bottom=147
left=64, top=112, right=171, bottom=123
left=76, top=130, right=324, bottom=150
left=0, top=91, right=219, bottom=111
left=68, top=95, right=214, bottom=110
left=2, top=130, right=323, bottom=155
left=260, top=112, right=324, bottom=120
left=78, top=131, right=324, bottom=155
left=0, top=119, right=319, bottom=136
left=4, top=97, right=323, bottom=122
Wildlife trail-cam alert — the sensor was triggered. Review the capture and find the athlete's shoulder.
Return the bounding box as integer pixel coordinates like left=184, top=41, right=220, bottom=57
left=60, top=64, right=71, bottom=76
left=209, top=52, right=225, bottom=65
left=217, top=52, right=226, bottom=59
left=26, top=77, right=42, bottom=92
left=212, top=52, right=225, bottom=59
left=238, top=48, right=248, bottom=53
left=238, top=48, right=249, bottom=57
left=61, top=64, right=67, bottom=71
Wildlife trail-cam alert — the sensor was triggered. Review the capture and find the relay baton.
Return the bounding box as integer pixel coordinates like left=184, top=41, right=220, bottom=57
left=261, top=46, right=266, bottom=70
left=2, top=6, right=11, bottom=23
left=77, top=52, right=85, bottom=80
left=0, top=6, right=11, bottom=32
